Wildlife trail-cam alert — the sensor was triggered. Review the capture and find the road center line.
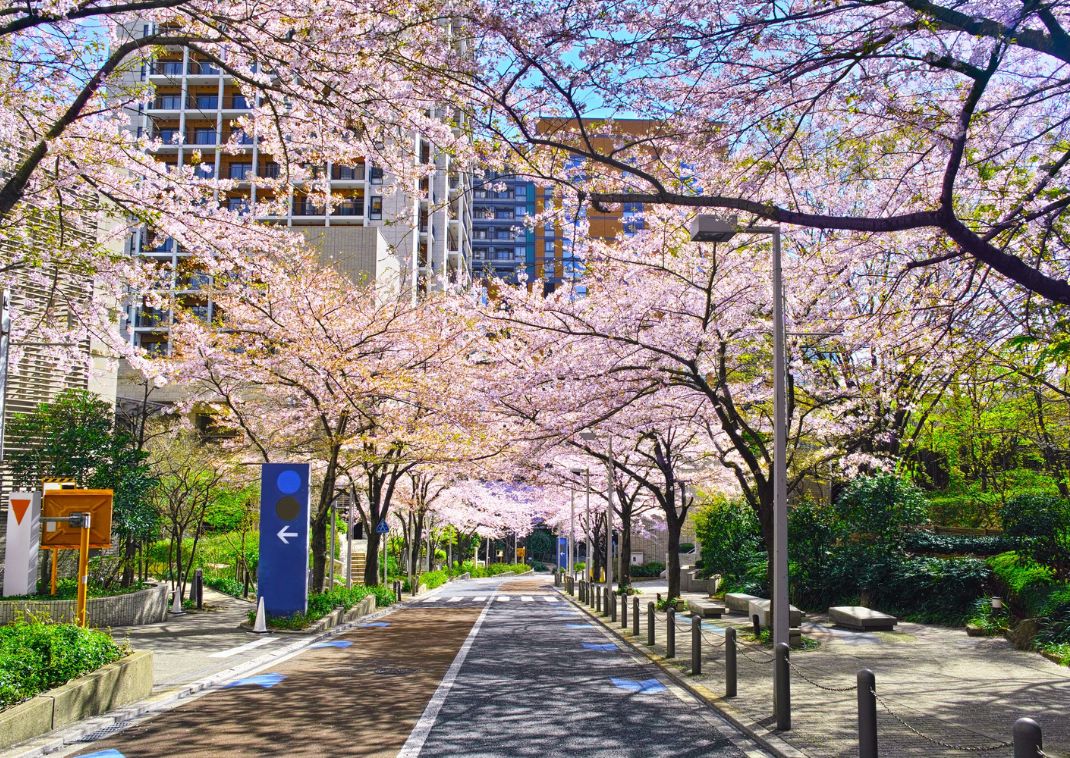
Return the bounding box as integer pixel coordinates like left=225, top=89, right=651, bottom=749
left=208, top=636, right=279, bottom=658
left=397, top=587, right=494, bottom=757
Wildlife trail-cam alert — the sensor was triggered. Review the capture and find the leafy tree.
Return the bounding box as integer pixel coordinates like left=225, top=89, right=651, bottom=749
left=835, top=474, right=928, bottom=550
left=7, top=389, right=158, bottom=586
left=694, top=496, right=765, bottom=592
left=1000, top=494, right=1070, bottom=580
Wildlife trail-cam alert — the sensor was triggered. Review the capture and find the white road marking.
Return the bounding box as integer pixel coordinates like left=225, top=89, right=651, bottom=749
left=520, top=595, right=534, bottom=602
left=542, top=596, right=560, bottom=602
left=447, top=596, right=463, bottom=603
left=496, top=596, right=511, bottom=602
left=397, top=589, right=495, bottom=757
left=208, top=637, right=279, bottom=659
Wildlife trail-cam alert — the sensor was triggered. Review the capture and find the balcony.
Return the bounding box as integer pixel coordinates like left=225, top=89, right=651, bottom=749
left=331, top=165, right=365, bottom=181
left=146, top=95, right=219, bottom=113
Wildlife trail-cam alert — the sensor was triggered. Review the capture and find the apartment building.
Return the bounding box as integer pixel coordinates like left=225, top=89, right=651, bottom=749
left=470, top=173, right=537, bottom=283
left=121, top=24, right=472, bottom=359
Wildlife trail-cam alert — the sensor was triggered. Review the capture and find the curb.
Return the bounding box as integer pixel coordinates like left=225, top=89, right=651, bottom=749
left=2, top=591, right=425, bottom=758
left=555, top=587, right=809, bottom=758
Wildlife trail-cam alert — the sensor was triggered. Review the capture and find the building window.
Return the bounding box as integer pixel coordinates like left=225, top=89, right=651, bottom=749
left=495, top=209, right=513, bottom=220
left=369, top=196, right=383, bottom=220
left=155, top=94, right=182, bottom=109
left=230, top=94, right=250, bottom=109
left=156, top=128, right=179, bottom=143
left=229, top=163, right=252, bottom=180
left=369, top=166, right=384, bottom=184
left=157, top=60, right=184, bottom=76
left=260, top=162, right=280, bottom=179
left=195, top=94, right=219, bottom=109
left=226, top=197, right=249, bottom=214
left=193, top=128, right=216, bottom=145
left=194, top=163, right=215, bottom=179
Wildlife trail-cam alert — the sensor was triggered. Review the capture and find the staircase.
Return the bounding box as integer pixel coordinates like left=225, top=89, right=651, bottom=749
left=348, top=539, right=369, bottom=585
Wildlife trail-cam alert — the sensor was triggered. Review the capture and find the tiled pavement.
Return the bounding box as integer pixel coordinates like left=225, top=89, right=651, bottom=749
left=565, top=585, right=1070, bottom=757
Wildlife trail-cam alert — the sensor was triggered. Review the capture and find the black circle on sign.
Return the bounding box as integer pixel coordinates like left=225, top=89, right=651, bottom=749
left=275, top=496, right=300, bottom=521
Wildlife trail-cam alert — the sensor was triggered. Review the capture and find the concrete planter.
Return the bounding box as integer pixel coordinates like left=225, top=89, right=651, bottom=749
left=0, top=583, right=169, bottom=628
left=0, top=650, right=153, bottom=751
left=256, top=594, right=378, bottom=635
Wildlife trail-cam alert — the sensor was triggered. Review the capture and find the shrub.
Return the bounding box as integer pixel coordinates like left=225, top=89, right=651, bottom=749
left=867, top=555, right=990, bottom=624
left=1036, top=603, right=1070, bottom=647
left=789, top=498, right=849, bottom=608
left=418, top=570, right=448, bottom=590
left=630, top=561, right=664, bottom=578
left=203, top=576, right=244, bottom=597
left=694, top=496, right=764, bottom=585
left=835, top=474, right=928, bottom=549
left=0, top=617, right=125, bottom=710
left=678, top=543, right=695, bottom=553
left=1000, top=493, right=1070, bottom=578
left=988, top=551, right=1070, bottom=617
left=253, top=584, right=395, bottom=629
left=470, top=562, right=528, bottom=578
left=904, top=531, right=1012, bottom=556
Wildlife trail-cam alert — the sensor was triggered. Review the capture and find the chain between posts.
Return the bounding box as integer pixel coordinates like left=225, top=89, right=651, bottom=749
left=785, top=658, right=856, bottom=693
left=872, top=690, right=1012, bottom=752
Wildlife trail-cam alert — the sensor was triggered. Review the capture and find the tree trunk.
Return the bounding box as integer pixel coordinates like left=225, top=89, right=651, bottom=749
left=666, top=517, right=681, bottom=600
left=121, top=535, right=137, bottom=587
left=364, top=529, right=381, bottom=586
left=619, top=510, right=632, bottom=588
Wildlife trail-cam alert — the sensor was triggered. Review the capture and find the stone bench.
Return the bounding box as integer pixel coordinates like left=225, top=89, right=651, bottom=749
left=829, top=605, right=897, bottom=631
left=748, top=598, right=804, bottom=629
left=725, top=592, right=760, bottom=614
left=689, top=599, right=726, bottom=618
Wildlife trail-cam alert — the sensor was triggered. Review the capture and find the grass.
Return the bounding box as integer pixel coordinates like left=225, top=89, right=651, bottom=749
left=741, top=627, right=821, bottom=651
left=1037, top=642, right=1070, bottom=667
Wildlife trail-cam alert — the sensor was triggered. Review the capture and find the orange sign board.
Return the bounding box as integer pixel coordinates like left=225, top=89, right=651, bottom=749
left=41, top=490, right=113, bottom=549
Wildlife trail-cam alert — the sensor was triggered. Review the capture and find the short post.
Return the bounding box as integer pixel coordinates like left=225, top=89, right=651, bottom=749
left=632, top=597, right=640, bottom=636
left=857, top=669, right=877, bottom=758
left=647, top=602, right=655, bottom=645
left=394, top=580, right=402, bottom=603
left=194, top=568, right=204, bottom=610
left=725, top=627, right=737, bottom=698
left=666, top=607, right=676, bottom=658
left=610, top=590, right=617, bottom=622
left=579, top=580, right=585, bottom=602
left=621, top=593, right=628, bottom=628
left=775, top=642, right=791, bottom=731
left=596, top=585, right=603, bottom=613
left=691, top=614, right=702, bottom=674
left=1013, top=718, right=1043, bottom=758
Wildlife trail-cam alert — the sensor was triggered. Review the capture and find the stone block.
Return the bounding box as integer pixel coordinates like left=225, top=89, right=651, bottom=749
left=748, top=598, right=803, bottom=628
left=689, top=599, right=726, bottom=618
left=0, top=695, right=54, bottom=751
left=828, top=605, right=897, bottom=631
left=50, top=650, right=153, bottom=729
left=725, top=592, right=761, bottom=614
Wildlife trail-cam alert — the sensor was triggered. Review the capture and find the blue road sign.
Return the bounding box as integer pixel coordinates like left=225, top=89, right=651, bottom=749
left=558, top=536, right=568, bottom=568
left=375, top=519, right=389, bottom=535
left=259, top=463, right=310, bottom=617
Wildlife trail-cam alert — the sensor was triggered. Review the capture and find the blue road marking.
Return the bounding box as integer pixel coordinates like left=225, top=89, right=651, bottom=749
left=582, top=643, right=618, bottom=651
left=224, top=673, right=286, bottom=689
left=79, top=751, right=125, bottom=757
left=611, top=678, right=666, bottom=694
left=565, top=623, right=596, bottom=629
left=311, top=640, right=353, bottom=648
left=360, top=621, right=390, bottom=628
left=701, top=622, right=726, bottom=635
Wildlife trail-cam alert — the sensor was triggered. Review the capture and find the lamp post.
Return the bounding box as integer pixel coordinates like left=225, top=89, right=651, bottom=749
left=580, top=430, right=614, bottom=595
left=689, top=215, right=789, bottom=653
left=569, top=468, right=585, bottom=580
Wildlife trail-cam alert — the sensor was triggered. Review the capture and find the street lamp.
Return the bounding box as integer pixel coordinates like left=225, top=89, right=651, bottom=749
left=579, top=430, right=614, bottom=594
left=569, top=467, right=586, bottom=580
left=688, top=215, right=789, bottom=654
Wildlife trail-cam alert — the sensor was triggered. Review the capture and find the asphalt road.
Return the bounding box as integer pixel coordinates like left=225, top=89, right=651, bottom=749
left=66, top=576, right=763, bottom=758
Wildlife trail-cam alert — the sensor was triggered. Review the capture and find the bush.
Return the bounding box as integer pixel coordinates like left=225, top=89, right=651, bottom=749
left=789, top=498, right=848, bottom=608
left=835, top=474, right=928, bottom=549
left=1036, top=603, right=1070, bottom=647
left=694, top=496, right=765, bottom=585
left=988, top=551, right=1070, bottom=617
left=867, top=555, right=990, bottom=624
left=1000, top=493, right=1070, bottom=578
left=470, top=563, right=528, bottom=578
left=678, top=543, right=695, bottom=553
left=630, top=561, right=664, bottom=578
left=253, top=584, right=395, bottom=629
left=418, top=570, right=448, bottom=590
left=904, top=531, right=1011, bottom=556
left=0, top=616, right=126, bottom=710
left=203, top=575, right=244, bottom=597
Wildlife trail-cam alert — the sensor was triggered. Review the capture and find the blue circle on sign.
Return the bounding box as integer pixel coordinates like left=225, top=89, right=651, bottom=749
left=276, top=470, right=301, bottom=494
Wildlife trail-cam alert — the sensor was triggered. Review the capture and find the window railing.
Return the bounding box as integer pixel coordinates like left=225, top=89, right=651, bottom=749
left=333, top=201, right=362, bottom=216
left=155, top=61, right=184, bottom=76
left=332, top=165, right=365, bottom=181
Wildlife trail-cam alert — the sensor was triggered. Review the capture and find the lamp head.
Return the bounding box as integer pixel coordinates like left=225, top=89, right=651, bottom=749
left=689, top=215, right=738, bottom=242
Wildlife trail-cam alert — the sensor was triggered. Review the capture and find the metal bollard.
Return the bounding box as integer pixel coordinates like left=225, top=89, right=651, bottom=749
left=725, top=627, right=737, bottom=698
left=775, top=642, right=791, bottom=731
left=194, top=568, right=203, bottom=610
left=579, top=580, right=584, bottom=602
left=621, top=593, right=628, bottom=628
left=666, top=607, right=676, bottom=658
left=596, top=586, right=603, bottom=613
left=632, top=596, right=640, bottom=636
left=647, top=602, right=655, bottom=645
left=691, top=614, right=702, bottom=674
left=1013, top=718, right=1043, bottom=758
left=610, top=591, right=617, bottom=622
left=857, top=669, right=877, bottom=758
left=394, top=580, right=402, bottom=602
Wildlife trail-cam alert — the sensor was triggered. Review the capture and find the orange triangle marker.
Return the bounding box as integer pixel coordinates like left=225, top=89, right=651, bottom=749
left=10, top=498, right=30, bottom=525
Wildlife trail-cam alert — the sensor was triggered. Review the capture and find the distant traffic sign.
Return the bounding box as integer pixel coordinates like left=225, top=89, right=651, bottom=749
left=375, top=520, right=389, bottom=535
left=259, top=463, right=310, bottom=617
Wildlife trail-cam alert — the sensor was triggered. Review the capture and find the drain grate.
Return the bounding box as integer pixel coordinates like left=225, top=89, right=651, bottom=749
left=77, top=723, right=132, bottom=742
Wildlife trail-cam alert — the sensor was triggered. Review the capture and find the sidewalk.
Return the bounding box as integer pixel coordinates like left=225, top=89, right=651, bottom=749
left=568, top=582, right=1070, bottom=756
left=107, top=587, right=308, bottom=693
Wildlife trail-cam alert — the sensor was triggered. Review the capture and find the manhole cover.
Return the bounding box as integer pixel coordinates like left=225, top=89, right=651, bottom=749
left=372, top=665, right=414, bottom=676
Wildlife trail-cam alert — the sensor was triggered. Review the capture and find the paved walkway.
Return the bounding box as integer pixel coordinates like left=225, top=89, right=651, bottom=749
left=574, top=582, right=1070, bottom=756
left=107, top=588, right=308, bottom=692
left=61, top=576, right=765, bottom=758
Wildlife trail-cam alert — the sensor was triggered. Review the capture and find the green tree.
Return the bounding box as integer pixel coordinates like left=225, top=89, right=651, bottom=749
left=1000, top=493, right=1070, bottom=580
left=693, top=495, right=765, bottom=592
left=7, top=389, right=158, bottom=586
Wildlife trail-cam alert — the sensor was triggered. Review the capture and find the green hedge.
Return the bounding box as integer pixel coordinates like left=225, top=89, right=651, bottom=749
left=253, top=584, right=395, bottom=630
left=0, top=617, right=125, bottom=710
left=988, top=551, right=1070, bottom=618
left=630, top=561, right=665, bottom=577
left=904, top=531, right=1011, bottom=556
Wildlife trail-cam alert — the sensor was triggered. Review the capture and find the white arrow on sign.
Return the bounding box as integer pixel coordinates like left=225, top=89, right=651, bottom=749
left=277, top=525, right=299, bottom=544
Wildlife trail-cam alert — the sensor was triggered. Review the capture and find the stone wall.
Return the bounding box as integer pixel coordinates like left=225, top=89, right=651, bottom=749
left=0, top=581, right=169, bottom=627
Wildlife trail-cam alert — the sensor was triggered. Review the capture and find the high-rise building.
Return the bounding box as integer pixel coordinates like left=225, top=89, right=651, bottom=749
left=470, top=173, right=536, bottom=283
left=119, top=23, right=472, bottom=358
